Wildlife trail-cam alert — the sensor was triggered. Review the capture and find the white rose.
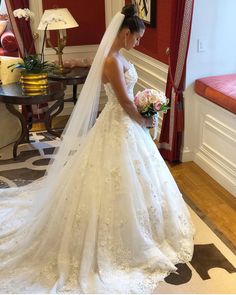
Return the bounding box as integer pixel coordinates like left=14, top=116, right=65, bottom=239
left=138, top=95, right=148, bottom=107
left=148, top=95, right=159, bottom=104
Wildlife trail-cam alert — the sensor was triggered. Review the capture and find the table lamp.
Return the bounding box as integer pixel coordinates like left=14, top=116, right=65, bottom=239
left=38, top=8, right=79, bottom=73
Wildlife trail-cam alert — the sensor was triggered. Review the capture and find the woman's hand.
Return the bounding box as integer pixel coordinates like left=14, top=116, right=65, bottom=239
left=144, top=116, right=156, bottom=128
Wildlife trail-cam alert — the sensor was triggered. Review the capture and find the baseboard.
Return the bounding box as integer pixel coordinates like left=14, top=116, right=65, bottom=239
left=181, top=147, right=195, bottom=162
left=194, top=149, right=236, bottom=197
left=195, top=151, right=236, bottom=197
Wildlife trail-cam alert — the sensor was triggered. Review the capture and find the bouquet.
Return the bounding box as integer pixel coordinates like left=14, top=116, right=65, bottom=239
left=134, top=88, right=169, bottom=118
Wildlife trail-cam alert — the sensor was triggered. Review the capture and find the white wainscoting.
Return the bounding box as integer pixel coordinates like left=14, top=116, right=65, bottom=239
left=191, top=93, right=236, bottom=196
left=124, top=49, right=168, bottom=93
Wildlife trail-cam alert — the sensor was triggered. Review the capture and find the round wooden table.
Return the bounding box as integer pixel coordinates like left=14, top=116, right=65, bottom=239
left=0, top=81, right=64, bottom=159
left=48, top=67, right=90, bottom=104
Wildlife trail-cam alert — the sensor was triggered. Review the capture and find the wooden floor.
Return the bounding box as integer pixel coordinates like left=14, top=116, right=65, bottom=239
left=168, top=161, right=236, bottom=249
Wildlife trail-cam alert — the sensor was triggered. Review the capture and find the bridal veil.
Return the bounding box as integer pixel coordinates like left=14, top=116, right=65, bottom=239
left=0, top=12, right=125, bottom=270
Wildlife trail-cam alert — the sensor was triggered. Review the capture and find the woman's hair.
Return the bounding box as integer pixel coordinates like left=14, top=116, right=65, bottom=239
left=120, top=4, right=145, bottom=33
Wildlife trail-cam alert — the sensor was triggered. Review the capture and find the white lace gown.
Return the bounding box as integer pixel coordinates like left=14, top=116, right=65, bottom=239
left=0, top=64, right=194, bottom=294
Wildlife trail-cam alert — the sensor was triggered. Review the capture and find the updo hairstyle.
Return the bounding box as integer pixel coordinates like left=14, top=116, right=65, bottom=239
left=120, top=4, right=145, bottom=33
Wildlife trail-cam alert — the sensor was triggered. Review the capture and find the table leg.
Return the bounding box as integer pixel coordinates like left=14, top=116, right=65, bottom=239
left=73, top=85, right=77, bottom=104
left=6, top=104, right=29, bottom=159
left=44, top=98, right=64, bottom=137
left=25, top=105, right=33, bottom=131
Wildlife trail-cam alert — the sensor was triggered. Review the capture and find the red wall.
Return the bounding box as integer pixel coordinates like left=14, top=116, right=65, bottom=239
left=126, top=0, right=173, bottom=64
left=42, top=1, right=172, bottom=64
left=42, top=0, right=106, bottom=46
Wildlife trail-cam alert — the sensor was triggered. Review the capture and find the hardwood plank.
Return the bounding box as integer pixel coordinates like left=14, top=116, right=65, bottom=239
left=168, top=161, right=236, bottom=248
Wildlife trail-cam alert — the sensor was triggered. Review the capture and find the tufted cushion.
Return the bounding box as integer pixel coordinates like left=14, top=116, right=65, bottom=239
left=1, top=31, right=18, bottom=52
left=0, top=20, right=8, bottom=36
left=0, top=56, right=23, bottom=85
left=0, top=46, right=19, bottom=57
left=195, top=74, right=236, bottom=114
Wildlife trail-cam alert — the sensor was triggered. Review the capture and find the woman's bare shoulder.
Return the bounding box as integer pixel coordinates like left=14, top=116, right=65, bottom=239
left=103, top=54, right=124, bottom=84
left=104, top=54, right=122, bottom=72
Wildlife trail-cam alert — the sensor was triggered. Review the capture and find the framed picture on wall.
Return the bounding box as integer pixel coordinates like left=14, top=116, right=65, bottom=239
left=132, top=0, right=156, bottom=27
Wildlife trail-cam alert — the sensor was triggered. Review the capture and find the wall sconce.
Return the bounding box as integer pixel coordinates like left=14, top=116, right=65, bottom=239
left=38, top=8, right=79, bottom=73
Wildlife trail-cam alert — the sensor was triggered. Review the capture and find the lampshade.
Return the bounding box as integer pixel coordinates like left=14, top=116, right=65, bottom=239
left=38, top=8, right=79, bottom=30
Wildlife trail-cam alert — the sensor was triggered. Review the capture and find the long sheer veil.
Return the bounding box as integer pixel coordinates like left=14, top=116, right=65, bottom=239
left=36, top=11, right=125, bottom=207
left=34, top=12, right=125, bottom=207
left=0, top=12, right=125, bottom=269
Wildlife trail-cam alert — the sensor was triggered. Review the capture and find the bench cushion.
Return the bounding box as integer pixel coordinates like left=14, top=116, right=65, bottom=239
left=195, top=74, right=236, bottom=114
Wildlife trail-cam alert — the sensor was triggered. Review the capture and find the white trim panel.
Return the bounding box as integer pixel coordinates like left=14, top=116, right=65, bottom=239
left=192, top=93, right=236, bottom=196
left=124, top=49, right=168, bottom=92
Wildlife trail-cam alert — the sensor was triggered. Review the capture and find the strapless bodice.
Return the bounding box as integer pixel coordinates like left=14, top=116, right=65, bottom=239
left=103, top=63, right=138, bottom=103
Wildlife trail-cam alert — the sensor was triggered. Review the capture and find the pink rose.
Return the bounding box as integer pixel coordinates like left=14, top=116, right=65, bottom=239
left=134, top=95, right=139, bottom=106
left=154, top=102, right=162, bottom=111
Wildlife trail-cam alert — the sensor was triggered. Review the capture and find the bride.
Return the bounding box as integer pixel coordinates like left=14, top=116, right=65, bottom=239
left=0, top=4, right=194, bottom=294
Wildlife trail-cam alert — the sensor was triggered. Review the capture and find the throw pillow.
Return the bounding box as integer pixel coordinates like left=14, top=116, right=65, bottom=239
left=1, top=31, right=18, bottom=52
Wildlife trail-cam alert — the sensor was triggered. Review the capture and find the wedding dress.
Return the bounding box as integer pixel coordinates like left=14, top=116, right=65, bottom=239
left=0, top=62, right=194, bottom=293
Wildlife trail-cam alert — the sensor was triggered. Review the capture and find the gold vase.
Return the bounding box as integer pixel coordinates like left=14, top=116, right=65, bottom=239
left=20, top=73, right=48, bottom=95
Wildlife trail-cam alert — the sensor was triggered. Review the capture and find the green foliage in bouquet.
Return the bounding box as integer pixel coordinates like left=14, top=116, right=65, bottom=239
left=8, top=54, right=58, bottom=74
left=139, top=103, right=170, bottom=118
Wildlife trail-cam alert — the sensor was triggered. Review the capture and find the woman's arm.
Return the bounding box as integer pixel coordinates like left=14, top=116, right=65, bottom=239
left=103, top=56, right=154, bottom=127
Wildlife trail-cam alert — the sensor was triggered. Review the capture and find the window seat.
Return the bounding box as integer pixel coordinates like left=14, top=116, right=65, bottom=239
left=195, top=74, right=236, bottom=114
left=189, top=74, right=236, bottom=196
